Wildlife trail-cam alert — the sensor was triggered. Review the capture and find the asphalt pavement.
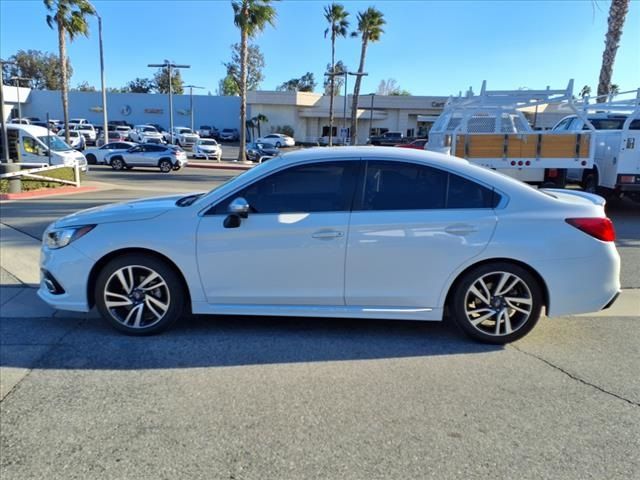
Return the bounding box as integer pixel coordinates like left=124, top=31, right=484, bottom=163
left=1, top=169, right=639, bottom=480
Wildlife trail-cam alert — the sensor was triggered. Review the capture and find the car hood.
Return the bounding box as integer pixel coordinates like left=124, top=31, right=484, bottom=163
left=54, top=193, right=188, bottom=228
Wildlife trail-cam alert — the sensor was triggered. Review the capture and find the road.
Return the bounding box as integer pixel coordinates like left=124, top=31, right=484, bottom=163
left=1, top=166, right=639, bottom=480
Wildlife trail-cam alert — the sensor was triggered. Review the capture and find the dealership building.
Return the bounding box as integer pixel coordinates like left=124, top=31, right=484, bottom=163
left=2, top=85, right=448, bottom=144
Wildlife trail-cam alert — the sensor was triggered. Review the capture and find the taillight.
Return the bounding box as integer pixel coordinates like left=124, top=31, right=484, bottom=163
left=565, top=218, right=616, bottom=242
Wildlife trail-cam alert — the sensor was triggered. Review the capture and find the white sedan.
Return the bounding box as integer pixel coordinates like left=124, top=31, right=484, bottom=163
left=256, top=133, right=295, bottom=148
left=38, top=147, right=620, bottom=343
left=83, top=141, right=136, bottom=165
left=192, top=139, right=222, bottom=161
left=57, top=130, right=85, bottom=150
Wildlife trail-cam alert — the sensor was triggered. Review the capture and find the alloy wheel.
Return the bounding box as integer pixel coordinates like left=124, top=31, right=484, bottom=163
left=463, top=271, right=533, bottom=337
left=103, top=265, right=171, bottom=330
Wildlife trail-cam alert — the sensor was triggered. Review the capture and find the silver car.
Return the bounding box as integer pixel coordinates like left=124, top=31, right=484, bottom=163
left=105, top=144, right=188, bottom=173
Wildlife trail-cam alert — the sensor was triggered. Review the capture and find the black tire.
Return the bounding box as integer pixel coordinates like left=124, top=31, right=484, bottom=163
left=110, top=157, right=125, bottom=171
left=159, top=159, right=172, bottom=173
left=275, top=141, right=281, bottom=148
left=86, top=153, right=97, bottom=165
left=449, top=262, right=543, bottom=344
left=583, top=171, right=598, bottom=194
left=94, top=254, right=185, bottom=335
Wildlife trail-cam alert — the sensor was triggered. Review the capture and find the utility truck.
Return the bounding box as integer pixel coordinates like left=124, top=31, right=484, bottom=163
left=426, top=80, right=595, bottom=185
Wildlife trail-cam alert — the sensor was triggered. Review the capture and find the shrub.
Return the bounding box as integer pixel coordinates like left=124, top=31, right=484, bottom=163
left=0, top=166, right=79, bottom=193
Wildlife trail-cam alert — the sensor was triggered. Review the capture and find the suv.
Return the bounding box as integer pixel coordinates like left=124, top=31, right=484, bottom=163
left=70, top=123, right=97, bottom=145
left=130, top=125, right=165, bottom=143
left=369, top=131, right=404, bottom=146
left=165, top=127, right=199, bottom=147
left=198, top=125, right=219, bottom=139
left=105, top=144, right=188, bottom=173
left=220, top=128, right=239, bottom=141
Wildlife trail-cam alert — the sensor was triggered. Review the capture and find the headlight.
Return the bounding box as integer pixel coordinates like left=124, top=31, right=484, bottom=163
left=44, top=225, right=96, bottom=249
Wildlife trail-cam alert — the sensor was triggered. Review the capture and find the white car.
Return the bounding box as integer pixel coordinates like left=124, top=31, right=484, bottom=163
left=256, top=133, right=295, bottom=148
left=70, top=123, right=97, bottom=144
left=130, top=125, right=165, bottom=144
left=104, top=143, right=188, bottom=172
left=57, top=130, right=86, bottom=150
left=83, top=141, right=137, bottom=165
left=166, top=127, right=199, bottom=147
left=70, top=118, right=89, bottom=125
left=38, top=147, right=620, bottom=343
left=192, top=139, right=222, bottom=160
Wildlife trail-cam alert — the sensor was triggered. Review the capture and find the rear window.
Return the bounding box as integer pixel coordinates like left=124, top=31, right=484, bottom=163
left=585, top=118, right=626, bottom=130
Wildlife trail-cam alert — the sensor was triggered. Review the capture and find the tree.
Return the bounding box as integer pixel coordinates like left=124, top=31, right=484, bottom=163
left=232, top=0, right=277, bottom=162
left=222, top=43, right=266, bottom=96
left=609, top=83, right=620, bottom=95
left=597, top=0, right=630, bottom=101
left=2, top=50, right=72, bottom=90
left=324, top=3, right=350, bottom=146
left=323, top=61, right=346, bottom=95
left=376, top=78, right=410, bottom=96
left=153, top=66, right=184, bottom=94
left=579, top=85, right=592, bottom=99
left=251, top=113, right=268, bottom=137
left=72, top=80, right=95, bottom=91
left=127, top=77, right=155, bottom=93
left=276, top=72, right=316, bottom=92
left=349, top=7, right=385, bottom=144
left=44, top=0, right=95, bottom=144
left=218, top=73, right=239, bottom=96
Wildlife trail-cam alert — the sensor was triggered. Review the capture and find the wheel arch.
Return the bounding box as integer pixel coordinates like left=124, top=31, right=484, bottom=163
left=443, top=257, right=550, bottom=314
left=158, top=157, right=172, bottom=165
left=87, top=247, right=192, bottom=311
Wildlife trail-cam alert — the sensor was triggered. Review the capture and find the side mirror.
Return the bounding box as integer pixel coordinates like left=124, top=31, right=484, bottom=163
left=228, top=197, right=250, bottom=219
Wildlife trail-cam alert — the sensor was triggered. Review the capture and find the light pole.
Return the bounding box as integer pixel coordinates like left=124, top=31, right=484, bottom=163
left=10, top=76, right=29, bottom=122
left=184, top=85, right=204, bottom=131
left=368, top=93, right=375, bottom=141
left=148, top=60, right=190, bottom=143
left=96, top=10, right=108, bottom=147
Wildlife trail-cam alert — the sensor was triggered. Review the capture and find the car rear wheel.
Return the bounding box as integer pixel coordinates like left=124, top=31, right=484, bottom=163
left=110, top=157, right=125, bottom=171
left=95, top=254, right=185, bottom=335
left=450, top=263, right=543, bottom=344
left=159, top=159, right=172, bottom=173
left=275, top=141, right=281, bottom=148
left=86, top=153, right=97, bottom=164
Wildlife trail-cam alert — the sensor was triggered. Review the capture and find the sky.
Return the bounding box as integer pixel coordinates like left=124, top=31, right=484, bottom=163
left=1, top=0, right=638, bottom=97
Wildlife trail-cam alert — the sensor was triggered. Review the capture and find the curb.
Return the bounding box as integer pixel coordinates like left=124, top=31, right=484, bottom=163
left=0, top=185, right=98, bottom=201
left=186, top=162, right=253, bottom=171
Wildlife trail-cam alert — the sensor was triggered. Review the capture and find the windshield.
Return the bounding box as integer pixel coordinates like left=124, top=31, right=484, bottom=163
left=143, top=127, right=157, bottom=132
left=199, top=140, right=217, bottom=145
left=38, top=135, right=73, bottom=152
left=178, top=128, right=192, bottom=134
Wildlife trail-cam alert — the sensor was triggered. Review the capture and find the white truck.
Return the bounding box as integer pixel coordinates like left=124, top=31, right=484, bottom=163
left=0, top=124, right=88, bottom=172
left=426, top=80, right=595, bottom=186
left=553, top=89, right=639, bottom=202
left=129, top=125, right=165, bottom=144
left=165, top=127, right=199, bottom=147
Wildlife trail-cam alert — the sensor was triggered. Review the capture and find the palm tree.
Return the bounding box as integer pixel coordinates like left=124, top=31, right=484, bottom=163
left=597, top=0, right=630, bottom=102
left=324, top=3, right=349, bottom=146
left=609, top=83, right=620, bottom=95
left=44, top=0, right=95, bottom=144
left=252, top=113, right=268, bottom=137
left=349, top=7, right=385, bottom=145
left=232, top=0, right=276, bottom=162
left=579, top=85, right=591, bottom=99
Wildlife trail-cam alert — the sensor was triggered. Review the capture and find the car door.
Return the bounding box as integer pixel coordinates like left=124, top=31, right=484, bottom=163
left=125, top=145, right=145, bottom=165
left=345, top=160, right=499, bottom=309
left=196, top=160, right=360, bottom=305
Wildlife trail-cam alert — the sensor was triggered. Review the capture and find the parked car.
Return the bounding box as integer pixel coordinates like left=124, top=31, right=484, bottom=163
left=108, top=120, right=133, bottom=128
left=129, top=125, right=165, bottom=143
left=256, top=133, right=295, bottom=148
left=369, top=131, right=404, bottom=146
left=166, top=127, right=199, bottom=147
left=9, top=118, right=31, bottom=125
left=84, top=141, right=137, bottom=165
left=395, top=138, right=428, bottom=149
left=105, top=143, right=188, bottom=172
left=57, top=129, right=86, bottom=150
left=70, top=123, right=97, bottom=145
left=219, top=128, right=239, bottom=141
left=98, top=130, right=129, bottom=146
left=197, top=125, right=219, bottom=139
left=192, top=139, right=222, bottom=161
left=246, top=142, right=279, bottom=162
left=38, top=147, right=620, bottom=343
left=70, top=118, right=89, bottom=125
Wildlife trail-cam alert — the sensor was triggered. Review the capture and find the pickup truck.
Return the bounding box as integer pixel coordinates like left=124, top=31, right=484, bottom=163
left=368, top=131, right=404, bottom=146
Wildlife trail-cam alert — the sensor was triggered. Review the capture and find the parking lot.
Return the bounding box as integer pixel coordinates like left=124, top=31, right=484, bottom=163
left=1, top=166, right=639, bottom=479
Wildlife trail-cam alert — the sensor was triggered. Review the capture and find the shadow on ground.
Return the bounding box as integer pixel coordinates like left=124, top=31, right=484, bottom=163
left=1, top=308, right=501, bottom=371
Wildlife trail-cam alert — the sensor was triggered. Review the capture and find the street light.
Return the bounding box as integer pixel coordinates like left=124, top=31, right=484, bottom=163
left=148, top=60, right=190, bottom=143
left=184, top=85, right=204, bottom=131
left=96, top=9, right=108, bottom=149
left=10, top=76, right=30, bottom=123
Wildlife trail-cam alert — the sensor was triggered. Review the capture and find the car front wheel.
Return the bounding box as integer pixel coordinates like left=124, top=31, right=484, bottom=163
left=95, top=254, right=185, bottom=335
left=450, top=263, right=543, bottom=344
left=159, top=159, right=173, bottom=173
left=110, top=157, right=125, bottom=171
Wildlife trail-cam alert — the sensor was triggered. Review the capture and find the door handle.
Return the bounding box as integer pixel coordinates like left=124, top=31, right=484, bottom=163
left=312, top=230, right=344, bottom=240
left=445, top=224, right=478, bottom=236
